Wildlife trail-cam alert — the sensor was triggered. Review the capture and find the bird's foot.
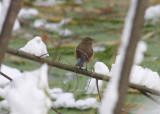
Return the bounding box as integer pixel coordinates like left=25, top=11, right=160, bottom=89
left=76, top=66, right=87, bottom=70
left=85, top=68, right=88, bottom=71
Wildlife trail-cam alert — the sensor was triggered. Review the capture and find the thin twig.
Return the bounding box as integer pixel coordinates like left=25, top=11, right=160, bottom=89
left=40, top=52, right=79, bottom=92
left=139, top=90, right=160, bottom=105
left=142, top=31, right=158, bottom=40
left=0, top=71, right=13, bottom=81
left=96, top=79, right=101, bottom=101
left=51, top=107, right=62, bottom=114
left=84, top=78, right=91, bottom=92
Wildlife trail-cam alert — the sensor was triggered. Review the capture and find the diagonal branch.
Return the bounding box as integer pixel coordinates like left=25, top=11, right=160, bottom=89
left=7, top=48, right=109, bottom=81
left=114, top=1, right=148, bottom=113
left=0, top=71, right=13, bottom=81
left=0, top=0, right=22, bottom=66
left=139, top=90, right=160, bottom=105
left=6, top=48, right=160, bottom=96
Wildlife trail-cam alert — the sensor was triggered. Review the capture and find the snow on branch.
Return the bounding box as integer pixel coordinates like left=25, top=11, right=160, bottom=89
left=19, top=36, right=49, bottom=58
left=0, top=0, right=22, bottom=66
left=6, top=48, right=160, bottom=97
left=99, top=0, right=148, bottom=114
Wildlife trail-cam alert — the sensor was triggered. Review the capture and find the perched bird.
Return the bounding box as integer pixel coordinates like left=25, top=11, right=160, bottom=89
left=75, top=37, right=94, bottom=67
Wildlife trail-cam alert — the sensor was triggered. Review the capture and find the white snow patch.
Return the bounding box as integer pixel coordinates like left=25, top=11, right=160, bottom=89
left=108, top=55, right=121, bottom=77
left=0, top=2, right=2, bottom=13
left=130, top=65, right=160, bottom=91
left=57, top=28, right=72, bottom=36
left=18, top=8, right=38, bottom=19
left=44, top=19, right=72, bottom=36
left=52, top=92, right=99, bottom=110
left=44, top=23, right=60, bottom=32
left=33, top=19, right=46, bottom=28
left=34, top=0, right=64, bottom=6
left=52, top=93, right=75, bottom=108
left=85, top=62, right=109, bottom=94
left=93, top=46, right=105, bottom=52
left=75, top=98, right=99, bottom=110
left=85, top=79, right=103, bottom=94
left=33, top=18, right=72, bottom=36
left=58, top=18, right=71, bottom=26
left=34, top=0, right=82, bottom=6
left=19, top=36, right=49, bottom=58
left=50, top=88, right=99, bottom=110
left=94, top=62, right=110, bottom=75
left=13, top=19, right=20, bottom=31
left=6, top=64, right=52, bottom=114
left=134, top=41, right=147, bottom=64
left=49, top=88, right=63, bottom=94
left=49, top=88, right=63, bottom=99
left=0, top=100, right=9, bottom=109
left=0, top=0, right=11, bottom=33
left=0, top=0, right=21, bottom=32
left=0, top=64, right=22, bottom=87
left=110, top=55, right=160, bottom=91
left=144, top=4, right=160, bottom=24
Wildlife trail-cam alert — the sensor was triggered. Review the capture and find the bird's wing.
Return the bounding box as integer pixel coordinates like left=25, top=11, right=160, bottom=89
left=75, top=48, right=78, bottom=60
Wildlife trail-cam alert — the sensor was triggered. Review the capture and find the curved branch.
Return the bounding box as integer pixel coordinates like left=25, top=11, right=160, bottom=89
left=6, top=48, right=160, bottom=96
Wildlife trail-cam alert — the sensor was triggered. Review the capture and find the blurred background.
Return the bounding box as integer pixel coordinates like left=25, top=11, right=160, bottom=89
left=2, top=0, right=160, bottom=113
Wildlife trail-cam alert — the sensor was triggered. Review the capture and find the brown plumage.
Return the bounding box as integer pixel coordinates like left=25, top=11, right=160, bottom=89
left=75, top=37, right=94, bottom=67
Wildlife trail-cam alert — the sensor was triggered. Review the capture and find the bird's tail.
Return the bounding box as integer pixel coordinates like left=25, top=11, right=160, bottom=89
left=76, top=58, right=84, bottom=67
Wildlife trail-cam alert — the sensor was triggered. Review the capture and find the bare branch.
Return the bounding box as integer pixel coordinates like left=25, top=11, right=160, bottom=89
left=51, top=107, right=62, bottom=114
left=96, top=79, right=101, bottom=101
left=6, top=48, right=160, bottom=96
left=0, top=0, right=22, bottom=66
left=0, top=71, right=13, bottom=81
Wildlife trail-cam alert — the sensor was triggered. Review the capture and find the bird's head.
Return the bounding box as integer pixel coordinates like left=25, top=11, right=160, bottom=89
left=82, top=37, right=94, bottom=44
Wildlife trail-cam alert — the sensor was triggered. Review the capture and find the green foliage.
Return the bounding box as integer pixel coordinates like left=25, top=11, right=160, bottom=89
left=95, top=45, right=115, bottom=68
left=0, top=97, right=4, bottom=102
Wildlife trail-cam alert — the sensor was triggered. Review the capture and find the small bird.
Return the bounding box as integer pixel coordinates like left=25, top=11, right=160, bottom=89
left=75, top=37, right=94, bottom=67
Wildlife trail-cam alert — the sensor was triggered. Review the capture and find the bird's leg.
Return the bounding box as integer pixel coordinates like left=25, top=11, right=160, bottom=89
left=76, top=66, right=85, bottom=70
left=96, top=79, right=101, bottom=101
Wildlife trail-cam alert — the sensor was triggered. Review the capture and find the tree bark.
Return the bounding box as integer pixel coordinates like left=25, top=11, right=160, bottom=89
left=0, top=0, right=22, bottom=67
left=113, top=1, right=148, bottom=114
